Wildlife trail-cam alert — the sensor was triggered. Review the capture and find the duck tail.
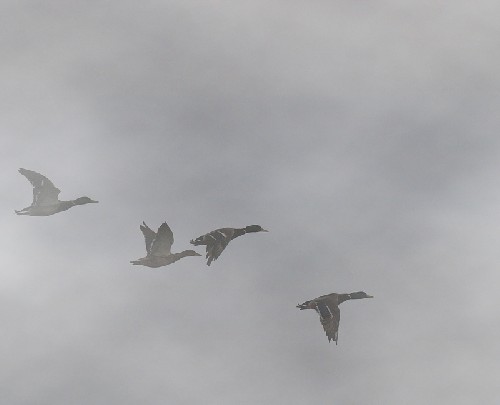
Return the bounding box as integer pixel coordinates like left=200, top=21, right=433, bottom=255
left=190, top=234, right=209, bottom=246
left=296, top=300, right=311, bottom=310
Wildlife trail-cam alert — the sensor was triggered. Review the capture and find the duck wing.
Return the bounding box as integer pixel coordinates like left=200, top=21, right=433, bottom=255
left=150, top=222, right=174, bottom=256
left=19, top=168, right=60, bottom=206
left=315, top=300, right=340, bottom=344
left=204, top=229, right=233, bottom=266
left=140, top=222, right=157, bottom=255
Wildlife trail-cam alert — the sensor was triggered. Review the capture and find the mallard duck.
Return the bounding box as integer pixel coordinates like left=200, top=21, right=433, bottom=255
left=131, top=222, right=201, bottom=268
left=297, top=291, right=373, bottom=344
left=15, top=168, right=98, bottom=216
left=190, top=225, right=268, bottom=266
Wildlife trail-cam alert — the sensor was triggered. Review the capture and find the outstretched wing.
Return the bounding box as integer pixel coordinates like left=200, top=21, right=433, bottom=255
left=19, top=168, right=60, bottom=206
left=204, top=229, right=232, bottom=266
left=150, top=222, right=174, bottom=257
left=140, top=222, right=157, bottom=255
left=316, top=301, right=340, bottom=344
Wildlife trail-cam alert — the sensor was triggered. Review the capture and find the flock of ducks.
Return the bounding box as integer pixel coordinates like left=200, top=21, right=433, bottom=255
left=16, top=168, right=374, bottom=345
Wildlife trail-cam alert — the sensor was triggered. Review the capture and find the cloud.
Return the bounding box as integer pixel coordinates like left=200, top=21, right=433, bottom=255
left=3, top=1, right=500, bottom=404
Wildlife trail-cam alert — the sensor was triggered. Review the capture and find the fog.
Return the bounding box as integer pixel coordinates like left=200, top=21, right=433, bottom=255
left=2, top=1, right=500, bottom=404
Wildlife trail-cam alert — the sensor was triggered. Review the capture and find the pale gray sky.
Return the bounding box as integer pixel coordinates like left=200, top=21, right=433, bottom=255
left=2, top=1, right=500, bottom=404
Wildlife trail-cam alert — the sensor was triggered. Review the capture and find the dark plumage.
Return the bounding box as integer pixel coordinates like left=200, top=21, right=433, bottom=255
left=297, top=291, right=373, bottom=344
left=15, top=168, right=98, bottom=216
left=190, top=225, right=268, bottom=266
left=131, top=222, right=201, bottom=268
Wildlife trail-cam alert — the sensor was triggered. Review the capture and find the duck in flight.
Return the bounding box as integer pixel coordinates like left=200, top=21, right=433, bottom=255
left=297, top=291, right=373, bottom=344
left=131, top=222, right=201, bottom=268
left=15, top=168, right=98, bottom=216
left=190, top=225, right=268, bottom=266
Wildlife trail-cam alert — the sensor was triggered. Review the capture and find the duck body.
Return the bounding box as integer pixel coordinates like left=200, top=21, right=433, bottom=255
left=15, top=168, right=98, bottom=216
left=131, top=222, right=201, bottom=268
left=190, top=225, right=268, bottom=266
left=297, top=291, right=373, bottom=344
left=130, top=252, right=197, bottom=268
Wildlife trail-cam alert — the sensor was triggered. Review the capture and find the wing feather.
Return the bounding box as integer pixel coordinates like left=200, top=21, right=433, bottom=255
left=19, top=168, right=60, bottom=206
left=150, top=222, right=174, bottom=256
left=140, top=222, right=157, bottom=255
left=316, top=301, right=340, bottom=344
left=205, top=229, right=232, bottom=265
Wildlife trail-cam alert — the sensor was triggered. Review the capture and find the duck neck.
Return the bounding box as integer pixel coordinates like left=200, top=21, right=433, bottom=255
left=337, top=294, right=352, bottom=305
left=58, top=201, right=75, bottom=212
left=178, top=250, right=194, bottom=258
left=232, top=228, right=246, bottom=239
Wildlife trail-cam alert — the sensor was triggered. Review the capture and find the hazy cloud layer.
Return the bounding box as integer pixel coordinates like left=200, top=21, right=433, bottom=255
left=2, top=1, right=500, bottom=404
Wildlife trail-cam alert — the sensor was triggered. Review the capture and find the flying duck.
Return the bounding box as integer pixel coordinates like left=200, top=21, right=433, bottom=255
left=190, top=225, right=268, bottom=266
left=15, top=168, right=98, bottom=216
left=297, top=291, right=373, bottom=344
left=131, top=222, right=201, bottom=268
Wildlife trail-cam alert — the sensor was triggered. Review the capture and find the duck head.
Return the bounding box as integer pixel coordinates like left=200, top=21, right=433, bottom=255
left=349, top=291, right=374, bottom=299
left=245, top=225, right=268, bottom=233
left=74, top=196, right=99, bottom=205
left=183, top=250, right=202, bottom=257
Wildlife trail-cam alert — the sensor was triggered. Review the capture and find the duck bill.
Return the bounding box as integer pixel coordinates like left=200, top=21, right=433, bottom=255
left=90, top=199, right=99, bottom=203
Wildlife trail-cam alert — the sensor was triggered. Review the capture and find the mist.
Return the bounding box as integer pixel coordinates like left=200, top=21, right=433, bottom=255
left=2, top=1, right=500, bottom=404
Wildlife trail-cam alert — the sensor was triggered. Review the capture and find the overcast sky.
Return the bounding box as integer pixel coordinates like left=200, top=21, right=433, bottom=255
left=2, top=1, right=500, bottom=404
